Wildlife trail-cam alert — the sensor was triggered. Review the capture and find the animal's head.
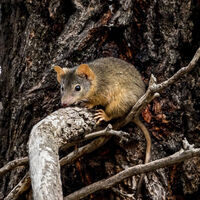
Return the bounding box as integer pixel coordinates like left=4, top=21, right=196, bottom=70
left=54, top=64, right=95, bottom=107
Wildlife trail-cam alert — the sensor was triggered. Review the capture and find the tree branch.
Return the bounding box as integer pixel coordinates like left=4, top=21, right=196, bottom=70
left=64, top=147, right=200, bottom=200
left=0, top=157, right=28, bottom=176
left=84, top=124, right=129, bottom=142
left=4, top=173, right=30, bottom=200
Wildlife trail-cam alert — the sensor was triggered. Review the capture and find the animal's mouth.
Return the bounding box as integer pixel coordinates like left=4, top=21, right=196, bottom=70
left=61, top=99, right=88, bottom=107
left=61, top=102, right=77, bottom=107
left=72, top=99, right=88, bottom=107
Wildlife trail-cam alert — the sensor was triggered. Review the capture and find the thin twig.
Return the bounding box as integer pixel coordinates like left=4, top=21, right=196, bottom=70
left=84, top=124, right=129, bottom=142
left=64, top=147, right=200, bottom=200
left=0, top=157, right=28, bottom=176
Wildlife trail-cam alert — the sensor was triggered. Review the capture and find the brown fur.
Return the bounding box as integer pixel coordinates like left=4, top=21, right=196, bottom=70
left=85, top=57, right=145, bottom=119
left=54, top=57, right=145, bottom=118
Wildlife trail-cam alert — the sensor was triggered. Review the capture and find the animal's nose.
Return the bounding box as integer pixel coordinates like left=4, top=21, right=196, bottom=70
left=61, top=102, right=68, bottom=107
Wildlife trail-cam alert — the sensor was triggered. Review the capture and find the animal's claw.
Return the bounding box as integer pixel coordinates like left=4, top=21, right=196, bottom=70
left=94, top=109, right=110, bottom=124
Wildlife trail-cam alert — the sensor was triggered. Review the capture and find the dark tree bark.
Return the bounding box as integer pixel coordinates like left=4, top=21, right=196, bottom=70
left=0, top=0, right=200, bottom=199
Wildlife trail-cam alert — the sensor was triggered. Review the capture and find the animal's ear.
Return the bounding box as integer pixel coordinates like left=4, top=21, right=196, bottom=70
left=54, top=65, right=66, bottom=83
left=76, top=64, right=95, bottom=81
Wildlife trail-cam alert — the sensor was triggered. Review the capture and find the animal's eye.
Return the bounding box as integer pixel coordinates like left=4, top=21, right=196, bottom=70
left=75, top=85, right=81, bottom=91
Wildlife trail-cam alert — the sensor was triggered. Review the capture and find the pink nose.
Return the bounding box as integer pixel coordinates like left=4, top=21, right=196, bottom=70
left=61, top=103, right=68, bottom=107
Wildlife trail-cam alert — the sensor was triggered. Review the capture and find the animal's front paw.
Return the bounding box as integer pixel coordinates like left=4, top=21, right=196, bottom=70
left=94, top=109, right=111, bottom=124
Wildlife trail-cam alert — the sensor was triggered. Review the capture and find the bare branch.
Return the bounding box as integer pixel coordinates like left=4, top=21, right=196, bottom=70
left=64, top=147, right=200, bottom=200
left=0, top=157, right=28, bottom=176
left=4, top=173, right=30, bottom=200
left=84, top=124, right=129, bottom=142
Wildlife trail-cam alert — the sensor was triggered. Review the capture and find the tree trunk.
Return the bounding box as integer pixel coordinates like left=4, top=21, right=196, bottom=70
left=0, top=0, right=200, bottom=199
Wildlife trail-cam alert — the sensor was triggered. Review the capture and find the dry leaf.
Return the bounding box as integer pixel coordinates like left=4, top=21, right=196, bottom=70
left=142, top=106, right=152, bottom=123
